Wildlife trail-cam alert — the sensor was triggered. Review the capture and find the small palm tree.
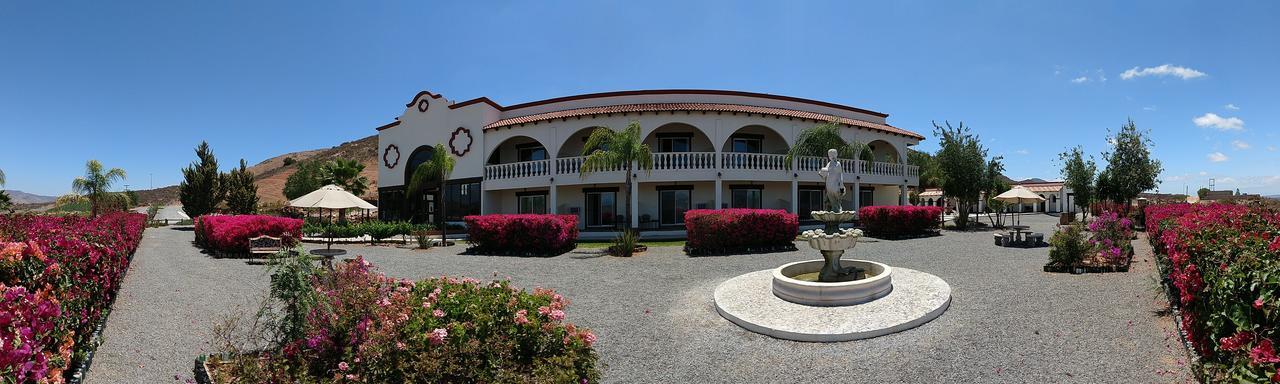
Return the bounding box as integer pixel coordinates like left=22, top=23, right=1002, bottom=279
left=784, top=121, right=866, bottom=168
left=0, top=168, right=5, bottom=187
left=321, top=159, right=370, bottom=196
left=580, top=121, right=653, bottom=231
left=70, top=160, right=127, bottom=216
left=409, top=143, right=456, bottom=244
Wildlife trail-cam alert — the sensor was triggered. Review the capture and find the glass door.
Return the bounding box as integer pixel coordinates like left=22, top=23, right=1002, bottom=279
left=585, top=191, right=616, bottom=227
left=659, top=189, right=691, bottom=225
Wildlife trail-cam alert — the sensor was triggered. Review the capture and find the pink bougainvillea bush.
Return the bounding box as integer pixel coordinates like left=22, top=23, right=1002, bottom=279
left=1145, top=203, right=1280, bottom=381
left=194, top=215, right=302, bottom=254
left=463, top=214, right=578, bottom=256
left=684, top=209, right=798, bottom=255
left=1085, top=210, right=1134, bottom=266
left=206, top=255, right=600, bottom=383
left=857, top=205, right=943, bottom=238
left=0, top=212, right=145, bottom=383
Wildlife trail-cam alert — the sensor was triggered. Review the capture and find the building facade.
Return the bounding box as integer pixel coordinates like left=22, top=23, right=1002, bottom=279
left=376, top=89, right=923, bottom=229
left=918, top=181, right=1079, bottom=213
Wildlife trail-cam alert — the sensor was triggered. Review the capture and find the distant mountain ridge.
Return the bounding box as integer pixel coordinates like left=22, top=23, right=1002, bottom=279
left=4, top=190, right=57, bottom=204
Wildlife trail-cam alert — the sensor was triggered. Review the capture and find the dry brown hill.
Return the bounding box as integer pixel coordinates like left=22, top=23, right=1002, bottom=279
left=129, top=134, right=379, bottom=206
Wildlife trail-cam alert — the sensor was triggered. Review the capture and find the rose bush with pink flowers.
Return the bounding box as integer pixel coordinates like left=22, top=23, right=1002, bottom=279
left=194, top=215, right=302, bottom=254
left=207, top=255, right=600, bottom=383
left=1146, top=203, right=1280, bottom=381
left=684, top=209, right=798, bottom=255
left=0, top=212, right=145, bottom=383
left=463, top=214, right=578, bottom=256
left=858, top=205, right=943, bottom=238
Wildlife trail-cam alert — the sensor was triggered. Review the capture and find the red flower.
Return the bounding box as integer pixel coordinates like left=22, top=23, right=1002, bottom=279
left=1251, top=339, right=1280, bottom=364
left=1256, top=298, right=1266, bottom=309
left=1220, top=331, right=1254, bottom=351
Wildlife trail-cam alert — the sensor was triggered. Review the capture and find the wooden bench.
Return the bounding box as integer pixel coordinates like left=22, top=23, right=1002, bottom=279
left=249, top=235, right=285, bottom=257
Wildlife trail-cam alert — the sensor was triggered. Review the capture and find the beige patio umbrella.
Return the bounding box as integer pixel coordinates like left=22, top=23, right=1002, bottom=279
left=994, top=185, right=1046, bottom=226
left=289, top=184, right=376, bottom=250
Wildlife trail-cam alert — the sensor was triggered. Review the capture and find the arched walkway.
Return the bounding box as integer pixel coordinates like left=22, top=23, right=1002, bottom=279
left=865, top=139, right=901, bottom=163
left=721, top=124, right=789, bottom=154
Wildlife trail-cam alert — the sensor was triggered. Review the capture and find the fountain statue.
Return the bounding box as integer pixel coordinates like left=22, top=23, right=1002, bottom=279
left=803, top=149, right=866, bottom=282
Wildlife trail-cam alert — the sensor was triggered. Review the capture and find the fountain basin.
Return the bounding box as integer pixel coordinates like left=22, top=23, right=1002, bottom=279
left=772, top=259, right=892, bottom=306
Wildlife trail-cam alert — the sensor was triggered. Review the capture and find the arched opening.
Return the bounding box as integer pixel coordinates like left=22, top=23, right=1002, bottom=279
left=488, top=136, right=549, bottom=165
left=721, top=124, right=789, bottom=154
left=1038, top=194, right=1046, bottom=212
left=865, top=140, right=902, bottom=163
left=643, top=123, right=715, bottom=153
left=401, top=145, right=438, bottom=224
left=558, top=127, right=608, bottom=158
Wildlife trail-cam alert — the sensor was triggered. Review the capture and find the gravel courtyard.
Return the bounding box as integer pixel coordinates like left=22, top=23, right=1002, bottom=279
left=90, top=214, right=1193, bottom=383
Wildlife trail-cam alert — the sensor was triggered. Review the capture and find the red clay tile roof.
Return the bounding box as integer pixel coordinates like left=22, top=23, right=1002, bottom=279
left=481, top=103, right=924, bottom=140
left=1019, top=182, right=1064, bottom=193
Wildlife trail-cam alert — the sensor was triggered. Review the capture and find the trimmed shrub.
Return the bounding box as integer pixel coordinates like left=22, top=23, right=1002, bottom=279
left=684, top=209, right=798, bottom=255
left=1047, top=224, right=1087, bottom=266
left=207, top=255, right=600, bottom=383
left=195, top=215, right=302, bottom=254
left=858, top=205, right=943, bottom=238
left=1145, top=203, right=1280, bottom=380
left=463, top=214, right=578, bottom=256
left=0, top=212, right=146, bottom=382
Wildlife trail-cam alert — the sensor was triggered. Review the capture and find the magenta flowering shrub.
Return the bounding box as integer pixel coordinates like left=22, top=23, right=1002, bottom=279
left=194, top=215, right=302, bottom=254
left=463, top=214, right=578, bottom=256
left=1145, top=203, right=1280, bottom=380
left=684, top=209, right=798, bottom=255
left=0, top=212, right=145, bottom=383
left=211, top=256, right=600, bottom=383
left=1086, top=211, right=1134, bottom=265
left=858, top=206, right=943, bottom=238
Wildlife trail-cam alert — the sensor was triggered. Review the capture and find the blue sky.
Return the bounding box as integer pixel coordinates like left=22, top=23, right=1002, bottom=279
left=2, top=1, right=1277, bottom=196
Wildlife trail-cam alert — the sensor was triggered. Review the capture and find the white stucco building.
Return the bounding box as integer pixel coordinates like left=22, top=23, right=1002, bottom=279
left=375, top=89, right=923, bottom=230
left=918, top=181, right=1079, bottom=213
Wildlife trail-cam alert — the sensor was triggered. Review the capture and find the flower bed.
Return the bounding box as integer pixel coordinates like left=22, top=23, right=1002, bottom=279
left=684, top=209, right=798, bottom=255
left=202, top=255, right=600, bottom=383
left=0, top=212, right=145, bottom=382
left=1145, top=203, right=1280, bottom=381
left=463, top=214, right=578, bottom=256
left=1043, top=211, right=1134, bottom=273
left=194, top=215, right=302, bottom=254
left=857, top=206, right=943, bottom=238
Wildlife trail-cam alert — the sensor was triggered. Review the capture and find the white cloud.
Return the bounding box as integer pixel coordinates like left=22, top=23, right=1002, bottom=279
left=1225, top=103, right=1240, bottom=110
left=1268, top=145, right=1277, bottom=152
left=1207, top=152, right=1229, bottom=162
left=1070, top=76, right=1089, bottom=83
left=1193, top=113, right=1245, bottom=131
left=1142, top=106, right=1158, bottom=111
left=1015, top=149, right=1029, bottom=155
left=1120, top=64, right=1207, bottom=80
left=1199, top=171, right=1208, bottom=176
left=1232, top=140, right=1251, bottom=150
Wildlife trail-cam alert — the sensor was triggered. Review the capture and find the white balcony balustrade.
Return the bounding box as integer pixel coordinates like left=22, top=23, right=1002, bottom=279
left=721, top=153, right=788, bottom=171
left=795, top=156, right=825, bottom=173
left=484, top=159, right=550, bottom=180
left=652, top=152, right=717, bottom=171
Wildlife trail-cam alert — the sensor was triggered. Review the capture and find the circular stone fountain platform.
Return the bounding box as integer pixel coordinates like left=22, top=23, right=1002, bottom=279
left=714, top=266, right=951, bottom=342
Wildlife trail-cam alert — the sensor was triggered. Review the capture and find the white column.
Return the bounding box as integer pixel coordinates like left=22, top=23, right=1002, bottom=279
left=715, top=179, right=723, bottom=209
left=899, top=184, right=908, bottom=205
left=549, top=183, right=557, bottom=214
left=480, top=182, right=491, bottom=214
left=852, top=180, right=861, bottom=210
left=630, top=174, right=639, bottom=228
left=790, top=180, right=798, bottom=214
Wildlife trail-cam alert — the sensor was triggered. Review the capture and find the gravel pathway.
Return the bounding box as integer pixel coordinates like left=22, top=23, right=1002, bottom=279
left=88, top=214, right=1193, bottom=383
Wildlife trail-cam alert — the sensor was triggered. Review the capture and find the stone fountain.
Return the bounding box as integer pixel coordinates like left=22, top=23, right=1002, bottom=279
left=713, top=149, right=950, bottom=341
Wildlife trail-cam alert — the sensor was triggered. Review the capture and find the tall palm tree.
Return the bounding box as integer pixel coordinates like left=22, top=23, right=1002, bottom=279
left=409, top=143, right=455, bottom=244
left=70, top=160, right=127, bottom=216
left=580, top=121, right=653, bottom=230
left=784, top=121, right=866, bottom=168
left=321, top=158, right=370, bottom=196
left=0, top=168, right=5, bottom=187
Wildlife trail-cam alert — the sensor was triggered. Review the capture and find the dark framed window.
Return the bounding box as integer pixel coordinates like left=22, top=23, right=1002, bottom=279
left=731, top=134, right=763, bottom=153
left=443, top=181, right=481, bottom=221
left=730, top=185, right=763, bottom=209
left=584, top=188, right=618, bottom=227
left=516, top=191, right=548, bottom=214
left=797, top=187, right=823, bottom=220
left=858, top=187, right=875, bottom=209
left=657, top=185, right=693, bottom=225
left=516, top=143, right=547, bottom=162
left=657, top=133, right=692, bottom=153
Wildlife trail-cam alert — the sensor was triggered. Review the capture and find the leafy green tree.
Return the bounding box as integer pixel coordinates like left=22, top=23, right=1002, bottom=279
left=283, top=160, right=325, bottom=201
left=321, top=158, right=370, bottom=197
left=0, top=168, right=8, bottom=211
left=932, top=121, right=1000, bottom=229
left=580, top=121, right=653, bottom=230
left=408, top=143, right=456, bottom=244
left=784, top=121, right=866, bottom=167
left=71, top=160, right=128, bottom=216
left=0, top=168, right=5, bottom=187
left=1095, top=168, right=1117, bottom=203
left=180, top=141, right=225, bottom=218
left=1197, top=187, right=1210, bottom=199
left=1099, top=119, right=1163, bottom=203
left=1058, top=146, right=1097, bottom=220
left=908, top=149, right=943, bottom=190
left=224, top=159, right=259, bottom=214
